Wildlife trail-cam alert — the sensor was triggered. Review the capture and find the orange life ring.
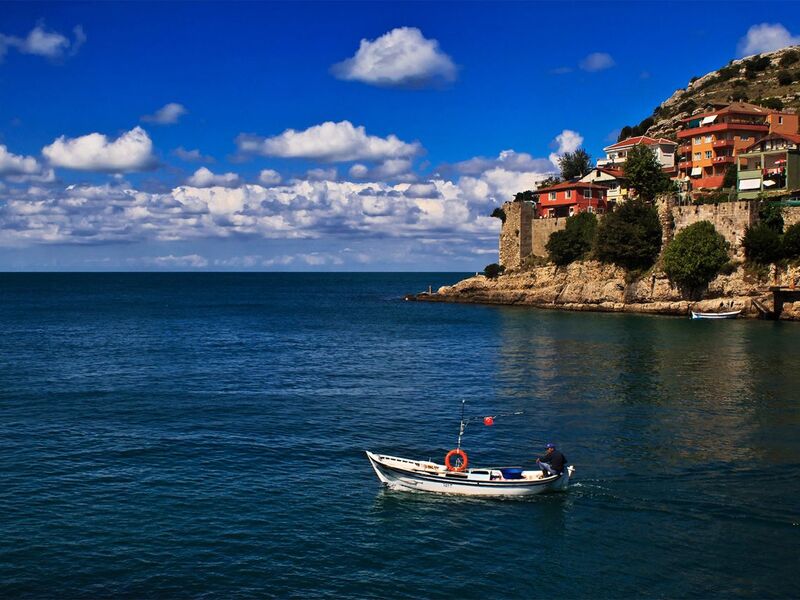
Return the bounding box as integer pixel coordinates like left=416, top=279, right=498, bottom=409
left=445, top=448, right=468, bottom=472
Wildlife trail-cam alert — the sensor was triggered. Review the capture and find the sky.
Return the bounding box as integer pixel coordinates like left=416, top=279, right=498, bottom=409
left=1, top=2, right=799, bottom=271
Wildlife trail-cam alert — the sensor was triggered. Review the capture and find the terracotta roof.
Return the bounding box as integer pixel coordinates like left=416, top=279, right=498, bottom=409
left=536, top=181, right=608, bottom=193
left=680, top=102, right=788, bottom=123
left=604, top=136, right=677, bottom=151
left=742, top=132, right=800, bottom=152
left=597, top=167, right=626, bottom=178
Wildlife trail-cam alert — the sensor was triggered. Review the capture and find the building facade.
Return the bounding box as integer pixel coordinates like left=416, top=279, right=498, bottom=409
left=676, top=102, right=799, bottom=190
left=533, top=182, right=608, bottom=218
left=736, top=133, right=800, bottom=199
left=598, top=136, right=677, bottom=169
left=580, top=167, right=628, bottom=204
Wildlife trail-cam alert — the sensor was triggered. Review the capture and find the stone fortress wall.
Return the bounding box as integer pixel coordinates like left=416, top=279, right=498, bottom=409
left=498, top=197, right=800, bottom=269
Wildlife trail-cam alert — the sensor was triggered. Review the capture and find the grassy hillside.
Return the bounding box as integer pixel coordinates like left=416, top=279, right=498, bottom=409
left=617, top=45, right=800, bottom=142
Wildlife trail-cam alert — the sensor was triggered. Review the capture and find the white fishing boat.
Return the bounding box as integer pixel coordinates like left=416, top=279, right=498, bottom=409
left=690, top=309, right=742, bottom=319
left=365, top=451, right=574, bottom=497
left=366, top=401, right=574, bottom=497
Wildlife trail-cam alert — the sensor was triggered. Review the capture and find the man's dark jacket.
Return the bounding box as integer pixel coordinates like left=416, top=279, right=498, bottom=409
left=539, top=449, right=567, bottom=474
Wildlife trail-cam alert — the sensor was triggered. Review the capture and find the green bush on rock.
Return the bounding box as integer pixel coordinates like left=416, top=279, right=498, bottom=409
left=595, top=200, right=662, bottom=270
left=743, top=223, right=782, bottom=264
left=546, top=212, right=598, bottom=266
left=483, top=263, right=505, bottom=279
left=782, top=223, right=800, bottom=259
left=662, top=221, right=730, bottom=292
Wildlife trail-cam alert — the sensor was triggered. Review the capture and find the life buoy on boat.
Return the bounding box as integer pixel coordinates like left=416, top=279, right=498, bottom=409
left=445, top=449, right=468, bottom=472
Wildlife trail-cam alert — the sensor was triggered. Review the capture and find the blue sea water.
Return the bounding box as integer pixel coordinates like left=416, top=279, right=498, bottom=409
left=1, top=273, right=799, bottom=598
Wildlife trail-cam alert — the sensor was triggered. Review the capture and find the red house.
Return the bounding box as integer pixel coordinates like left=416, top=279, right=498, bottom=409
left=534, top=182, right=608, bottom=218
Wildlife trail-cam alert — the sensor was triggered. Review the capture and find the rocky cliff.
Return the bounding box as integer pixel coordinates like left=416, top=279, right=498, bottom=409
left=418, top=261, right=800, bottom=320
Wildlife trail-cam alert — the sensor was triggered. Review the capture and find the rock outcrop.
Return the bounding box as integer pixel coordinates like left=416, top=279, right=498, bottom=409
left=417, top=261, right=800, bottom=320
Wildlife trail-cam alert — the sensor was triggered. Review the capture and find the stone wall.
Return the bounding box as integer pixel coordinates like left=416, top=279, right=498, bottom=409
left=531, top=217, right=568, bottom=257
left=670, top=201, right=758, bottom=258
left=498, top=201, right=533, bottom=269
left=783, top=206, right=800, bottom=228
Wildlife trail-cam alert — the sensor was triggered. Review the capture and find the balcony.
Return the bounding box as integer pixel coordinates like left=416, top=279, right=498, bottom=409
left=679, top=144, right=691, bottom=153
left=713, top=139, right=733, bottom=148
left=713, top=156, right=734, bottom=164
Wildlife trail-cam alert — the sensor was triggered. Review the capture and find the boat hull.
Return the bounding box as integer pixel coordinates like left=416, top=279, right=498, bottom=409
left=691, top=310, right=741, bottom=319
left=366, top=452, right=573, bottom=497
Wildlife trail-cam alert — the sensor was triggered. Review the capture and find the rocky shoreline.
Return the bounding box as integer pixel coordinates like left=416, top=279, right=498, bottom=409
left=411, top=260, right=800, bottom=320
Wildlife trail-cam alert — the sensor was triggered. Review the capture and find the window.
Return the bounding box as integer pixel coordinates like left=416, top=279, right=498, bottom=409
left=583, top=189, right=591, bottom=199
left=568, top=206, right=575, bottom=216
left=779, top=116, right=784, bottom=125
left=694, top=152, right=701, bottom=160
left=565, top=190, right=572, bottom=199
left=705, top=150, right=712, bottom=159
left=548, top=208, right=555, bottom=217
left=549, top=192, right=556, bottom=200
left=587, top=206, right=594, bottom=214
left=705, top=135, right=712, bottom=143
left=694, top=137, right=702, bottom=144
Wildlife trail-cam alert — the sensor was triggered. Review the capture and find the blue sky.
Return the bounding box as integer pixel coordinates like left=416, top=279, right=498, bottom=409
left=1, top=2, right=799, bottom=271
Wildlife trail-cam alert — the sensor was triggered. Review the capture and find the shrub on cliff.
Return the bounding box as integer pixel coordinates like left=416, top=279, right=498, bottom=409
left=743, top=223, right=782, bottom=264
left=782, top=223, right=800, bottom=259
left=546, top=212, right=598, bottom=266
left=483, top=263, right=505, bottom=279
left=595, top=200, right=662, bottom=270
left=662, top=221, right=730, bottom=292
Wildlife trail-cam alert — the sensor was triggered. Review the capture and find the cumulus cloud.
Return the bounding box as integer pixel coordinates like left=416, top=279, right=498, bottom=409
left=331, top=27, right=457, bottom=88
left=548, top=129, right=584, bottom=168
left=0, top=145, right=43, bottom=176
left=173, top=147, right=213, bottom=162
left=737, top=23, right=800, bottom=56
left=185, top=167, right=241, bottom=188
left=142, top=103, right=187, bottom=125
left=42, top=126, right=156, bottom=172
left=306, top=167, right=338, bottom=181
left=348, top=158, right=414, bottom=181
left=579, top=52, right=615, bottom=72
left=258, top=169, right=281, bottom=186
left=0, top=23, right=85, bottom=61
left=349, top=163, right=369, bottom=178
left=236, top=120, right=421, bottom=162
left=454, top=149, right=553, bottom=176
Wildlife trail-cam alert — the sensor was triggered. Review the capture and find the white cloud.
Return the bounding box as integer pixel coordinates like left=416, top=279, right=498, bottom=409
left=548, top=129, right=584, bottom=168
left=349, top=164, right=369, bottom=178
left=151, top=254, right=208, bottom=268
left=142, top=103, right=187, bottom=125
left=43, top=126, right=156, bottom=172
left=258, top=169, right=282, bottom=186
left=173, top=147, right=213, bottom=162
left=579, top=52, right=615, bottom=72
left=236, top=120, right=421, bottom=162
left=0, top=23, right=85, bottom=61
left=455, top=149, right=553, bottom=175
left=0, top=145, right=43, bottom=176
left=331, top=27, right=457, bottom=88
left=306, top=167, right=337, bottom=181
left=185, top=167, right=241, bottom=188
left=737, top=23, right=800, bottom=56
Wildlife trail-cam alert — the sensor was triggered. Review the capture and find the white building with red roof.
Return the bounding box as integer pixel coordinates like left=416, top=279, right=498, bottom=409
left=598, top=136, right=677, bottom=169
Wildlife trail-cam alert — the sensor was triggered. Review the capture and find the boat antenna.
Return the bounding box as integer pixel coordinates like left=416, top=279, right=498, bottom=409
left=456, top=399, right=467, bottom=452
left=455, top=400, right=523, bottom=451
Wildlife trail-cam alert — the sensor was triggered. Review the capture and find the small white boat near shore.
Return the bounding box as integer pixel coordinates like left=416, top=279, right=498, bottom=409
left=366, top=451, right=574, bottom=497
left=691, top=309, right=742, bottom=319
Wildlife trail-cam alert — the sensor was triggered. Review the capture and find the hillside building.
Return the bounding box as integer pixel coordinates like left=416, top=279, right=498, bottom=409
left=598, top=136, right=677, bottom=170
left=533, top=182, right=608, bottom=218
left=676, top=102, right=799, bottom=190
left=579, top=167, right=628, bottom=204
left=736, top=132, right=800, bottom=199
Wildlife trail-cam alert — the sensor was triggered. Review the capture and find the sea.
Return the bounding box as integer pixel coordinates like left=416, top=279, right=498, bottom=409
left=1, top=272, right=799, bottom=598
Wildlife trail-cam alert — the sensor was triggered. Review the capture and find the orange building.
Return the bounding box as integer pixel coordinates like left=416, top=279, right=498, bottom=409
left=676, top=102, right=799, bottom=190
left=534, top=182, right=608, bottom=218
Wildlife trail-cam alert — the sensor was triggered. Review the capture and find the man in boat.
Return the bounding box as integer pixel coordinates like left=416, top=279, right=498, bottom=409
left=537, top=443, right=567, bottom=477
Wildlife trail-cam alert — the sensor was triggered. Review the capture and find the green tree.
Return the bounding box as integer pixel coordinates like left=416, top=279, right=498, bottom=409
left=537, top=175, right=561, bottom=188
left=595, top=200, right=662, bottom=270
left=546, top=212, right=598, bottom=266
left=513, top=190, right=536, bottom=203
left=783, top=223, right=800, bottom=258
left=662, top=221, right=730, bottom=292
left=743, top=223, right=782, bottom=264
left=484, top=263, right=505, bottom=279
left=558, top=148, right=592, bottom=180
left=623, top=144, right=672, bottom=201
left=722, top=164, right=738, bottom=189
left=490, top=207, right=506, bottom=223
left=759, top=202, right=784, bottom=233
